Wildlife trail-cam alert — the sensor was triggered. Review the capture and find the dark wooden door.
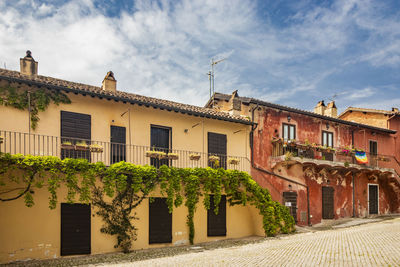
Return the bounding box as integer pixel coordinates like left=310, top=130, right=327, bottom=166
left=208, top=132, right=227, bottom=169
left=283, top=192, right=297, bottom=223
left=207, top=195, right=226, bottom=236
left=150, top=126, right=170, bottom=168
left=369, top=184, right=378, bottom=215
left=110, top=126, right=126, bottom=164
left=61, top=203, right=91, bottom=256
left=149, top=198, right=172, bottom=244
left=322, top=187, right=334, bottom=219
left=61, top=111, right=91, bottom=161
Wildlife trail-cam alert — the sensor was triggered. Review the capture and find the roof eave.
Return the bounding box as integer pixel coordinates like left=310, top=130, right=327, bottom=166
left=0, top=75, right=253, bottom=126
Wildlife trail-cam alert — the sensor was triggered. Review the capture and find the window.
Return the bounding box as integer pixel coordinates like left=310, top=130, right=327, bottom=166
left=150, top=125, right=171, bottom=168
left=110, top=126, right=126, bottom=164
left=61, top=111, right=91, bottom=161
left=369, top=141, right=377, bottom=155
left=322, top=131, right=333, bottom=147
left=208, top=132, right=227, bottom=169
left=207, top=195, right=226, bottom=236
left=282, top=123, right=296, bottom=140
left=149, top=198, right=172, bottom=244
left=322, top=131, right=334, bottom=161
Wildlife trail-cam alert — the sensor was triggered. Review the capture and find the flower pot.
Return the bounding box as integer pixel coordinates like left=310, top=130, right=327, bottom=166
left=75, top=145, right=89, bottom=151
left=189, top=154, right=201, bottom=161
left=167, top=154, right=179, bottom=160
left=90, top=146, right=103, bottom=153
left=61, top=144, right=75, bottom=150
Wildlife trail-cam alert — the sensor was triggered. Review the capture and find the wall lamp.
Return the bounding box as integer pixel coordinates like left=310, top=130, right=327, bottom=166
left=288, top=184, right=292, bottom=190
left=287, top=115, right=291, bottom=122
left=326, top=123, right=330, bottom=130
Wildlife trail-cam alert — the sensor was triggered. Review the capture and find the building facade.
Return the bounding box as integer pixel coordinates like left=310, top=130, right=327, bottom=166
left=208, top=92, right=400, bottom=226
left=0, top=52, right=266, bottom=263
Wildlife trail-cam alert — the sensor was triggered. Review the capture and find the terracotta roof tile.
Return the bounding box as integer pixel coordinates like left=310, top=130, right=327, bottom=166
left=0, top=68, right=252, bottom=125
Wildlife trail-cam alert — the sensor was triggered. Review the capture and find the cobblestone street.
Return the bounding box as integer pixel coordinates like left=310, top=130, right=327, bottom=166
left=103, top=218, right=400, bottom=267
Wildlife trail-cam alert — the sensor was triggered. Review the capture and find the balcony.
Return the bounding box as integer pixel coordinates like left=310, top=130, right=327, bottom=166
left=271, top=139, right=398, bottom=175
left=0, top=130, right=250, bottom=173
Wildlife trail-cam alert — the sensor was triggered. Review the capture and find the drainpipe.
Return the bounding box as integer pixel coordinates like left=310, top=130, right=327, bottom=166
left=249, top=104, right=312, bottom=226
left=352, top=172, right=355, bottom=217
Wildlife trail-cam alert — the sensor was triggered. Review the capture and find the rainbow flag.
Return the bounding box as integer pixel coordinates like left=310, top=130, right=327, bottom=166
left=355, top=151, right=368, bottom=164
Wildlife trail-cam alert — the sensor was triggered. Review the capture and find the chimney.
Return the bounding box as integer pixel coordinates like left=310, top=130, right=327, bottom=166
left=314, top=100, right=326, bottom=115
left=325, top=101, right=337, bottom=117
left=228, top=90, right=241, bottom=116
left=102, top=71, right=117, bottom=92
left=20, top=50, right=38, bottom=76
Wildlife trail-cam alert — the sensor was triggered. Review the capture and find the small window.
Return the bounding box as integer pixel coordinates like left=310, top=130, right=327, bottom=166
left=207, top=195, right=226, bottom=236
left=282, top=123, right=296, bottom=140
left=369, top=141, right=377, bottom=155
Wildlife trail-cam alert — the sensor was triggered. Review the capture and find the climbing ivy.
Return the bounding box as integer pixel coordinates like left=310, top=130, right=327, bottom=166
left=0, top=154, right=295, bottom=252
left=0, top=85, right=71, bottom=130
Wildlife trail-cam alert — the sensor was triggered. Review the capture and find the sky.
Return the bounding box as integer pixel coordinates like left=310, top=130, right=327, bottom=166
left=0, top=0, right=399, bottom=113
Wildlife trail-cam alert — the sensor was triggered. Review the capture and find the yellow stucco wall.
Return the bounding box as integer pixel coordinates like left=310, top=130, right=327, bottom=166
left=0, top=179, right=264, bottom=263
left=0, top=80, right=250, bottom=165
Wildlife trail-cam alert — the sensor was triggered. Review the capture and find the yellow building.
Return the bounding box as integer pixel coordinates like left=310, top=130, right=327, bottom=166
left=0, top=51, right=267, bottom=263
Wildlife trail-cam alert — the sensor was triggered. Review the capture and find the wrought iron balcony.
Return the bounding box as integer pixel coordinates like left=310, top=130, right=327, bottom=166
left=0, top=130, right=250, bottom=173
left=271, top=139, right=399, bottom=174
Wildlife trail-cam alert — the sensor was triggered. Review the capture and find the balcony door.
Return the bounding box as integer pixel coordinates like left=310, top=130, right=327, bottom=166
left=208, top=132, right=227, bottom=169
left=110, top=126, right=126, bottom=164
left=150, top=125, right=171, bottom=168
left=322, top=131, right=334, bottom=161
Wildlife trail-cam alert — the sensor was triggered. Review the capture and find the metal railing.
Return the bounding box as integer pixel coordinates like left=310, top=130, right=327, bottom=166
left=272, top=141, right=399, bottom=171
left=0, top=130, right=250, bottom=173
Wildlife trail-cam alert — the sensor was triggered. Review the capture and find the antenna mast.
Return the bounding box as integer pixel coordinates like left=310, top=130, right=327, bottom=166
left=209, top=57, right=226, bottom=107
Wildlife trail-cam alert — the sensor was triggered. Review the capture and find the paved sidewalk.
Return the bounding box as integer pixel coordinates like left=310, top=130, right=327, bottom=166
left=102, top=218, right=400, bottom=267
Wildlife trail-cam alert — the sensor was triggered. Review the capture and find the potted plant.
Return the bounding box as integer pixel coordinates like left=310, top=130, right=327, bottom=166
left=0, top=135, right=3, bottom=144
left=189, top=153, right=201, bottom=161
left=145, top=150, right=167, bottom=159
left=167, top=153, right=179, bottom=160
left=75, top=141, right=89, bottom=151
left=61, top=140, right=74, bottom=150
left=228, top=158, right=240, bottom=165
left=90, top=143, right=103, bottom=153
left=271, top=137, right=283, bottom=144
left=288, top=139, right=297, bottom=147
left=377, top=156, right=389, bottom=162
left=208, top=155, right=220, bottom=163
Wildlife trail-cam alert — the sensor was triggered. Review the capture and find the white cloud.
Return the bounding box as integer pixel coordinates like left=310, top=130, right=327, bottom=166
left=0, top=0, right=399, bottom=110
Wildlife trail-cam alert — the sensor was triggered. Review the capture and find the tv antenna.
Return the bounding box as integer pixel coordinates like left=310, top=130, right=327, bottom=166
left=208, top=57, right=226, bottom=107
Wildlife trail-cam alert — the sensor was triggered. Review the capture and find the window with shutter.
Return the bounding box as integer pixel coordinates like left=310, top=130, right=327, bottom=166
left=150, top=125, right=171, bottom=168
left=110, top=126, right=126, bottom=164
left=60, top=111, right=91, bottom=161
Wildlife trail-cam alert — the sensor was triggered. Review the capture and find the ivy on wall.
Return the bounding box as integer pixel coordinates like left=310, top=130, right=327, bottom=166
left=0, top=154, right=295, bottom=253
left=0, top=85, right=71, bottom=130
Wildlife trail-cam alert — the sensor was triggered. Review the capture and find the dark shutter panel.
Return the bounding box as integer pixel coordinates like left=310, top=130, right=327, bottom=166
left=61, top=111, right=91, bottom=160
left=150, top=126, right=170, bottom=168
left=208, top=132, right=227, bottom=169
left=283, top=192, right=297, bottom=223
left=110, top=126, right=126, bottom=164
left=61, top=203, right=91, bottom=256
left=369, top=185, right=378, bottom=214
left=322, top=187, right=334, bottom=219
left=207, top=195, right=226, bottom=236
left=149, top=198, right=172, bottom=244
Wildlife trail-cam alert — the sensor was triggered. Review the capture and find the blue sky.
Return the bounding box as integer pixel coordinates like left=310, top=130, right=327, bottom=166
left=0, top=0, right=399, bottom=113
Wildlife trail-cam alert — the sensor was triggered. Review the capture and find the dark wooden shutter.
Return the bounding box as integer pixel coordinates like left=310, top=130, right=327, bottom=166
left=369, top=185, right=378, bottom=214
left=111, top=126, right=126, bottom=164
left=149, top=198, right=172, bottom=244
left=322, top=187, right=334, bottom=219
left=150, top=126, right=170, bottom=168
left=208, top=132, right=227, bottom=169
left=283, top=192, right=297, bottom=223
left=61, top=203, right=91, bottom=256
left=207, top=195, right=226, bottom=236
left=61, top=111, right=91, bottom=161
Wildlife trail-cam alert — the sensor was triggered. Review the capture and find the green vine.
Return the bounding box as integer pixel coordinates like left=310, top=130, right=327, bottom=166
left=0, top=154, right=295, bottom=252
left=0, top=85, right=71, bottom=130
